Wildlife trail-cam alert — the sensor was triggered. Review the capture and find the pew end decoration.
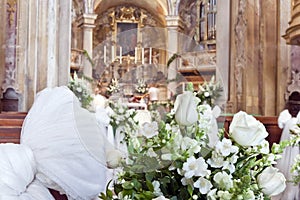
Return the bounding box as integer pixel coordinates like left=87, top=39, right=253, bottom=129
left=99, top=90, right=298, bottom=200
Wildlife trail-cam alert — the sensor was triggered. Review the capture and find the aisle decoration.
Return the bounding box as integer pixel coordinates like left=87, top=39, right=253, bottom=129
left=68, top=72, right=93, bottom=109
left=100, top=90, right=298, bottom=200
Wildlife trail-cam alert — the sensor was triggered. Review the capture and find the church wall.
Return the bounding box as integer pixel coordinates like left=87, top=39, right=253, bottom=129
left=0, top=0, right=294, bottom=115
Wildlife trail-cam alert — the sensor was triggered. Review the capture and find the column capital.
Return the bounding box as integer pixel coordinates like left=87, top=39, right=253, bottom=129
left=78, top=13, right=98, bottom=28
left=165, top=15, right=183, bottom=30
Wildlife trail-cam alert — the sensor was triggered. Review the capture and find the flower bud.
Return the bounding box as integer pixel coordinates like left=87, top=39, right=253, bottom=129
left=106, top=149, right=123, bottom=169
left=174, top=91, right=200, bottom=126
left=257, top=166, right=286, bottom=196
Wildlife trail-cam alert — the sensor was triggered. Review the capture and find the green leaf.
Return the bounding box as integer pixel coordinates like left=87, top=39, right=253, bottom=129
left=122, top=181, right=134, bottom=190
left=146, top=180, right=154, bottom=192
left=187, top=185, right=193, bottom=196
left=132, top=179, right=142, bottom=191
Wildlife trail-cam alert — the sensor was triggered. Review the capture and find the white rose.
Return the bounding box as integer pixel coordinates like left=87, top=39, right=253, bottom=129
left=141, top=121, right=159, bottom=138
left=229, top=111, right=268, bottom=146
left=257, top=166, right=286, bottom=196
left=174, top=91, right=200, bottom=126
left=134, top=110, right=152, bottom=127
left=106, top=149, right=123, bottom=168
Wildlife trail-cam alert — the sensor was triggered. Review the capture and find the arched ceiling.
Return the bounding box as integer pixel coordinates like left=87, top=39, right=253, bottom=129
left=94, top=0, right=169, bottom=26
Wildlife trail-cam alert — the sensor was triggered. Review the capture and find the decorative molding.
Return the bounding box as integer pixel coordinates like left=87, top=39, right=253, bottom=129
left=7, top=0, right=17, bottom=26
left=3, top=0, right=19, bottom=94
left=283, top=0, right=300, bottom=45
left=178, top=0, right=197, bottom=36
left=285, top=70, right=300, bottom=100
left=234, top=0, right=247, bottom=108
left=2, top=65, right=19, bottom=94
left=165, top=15, right=183, bottom=30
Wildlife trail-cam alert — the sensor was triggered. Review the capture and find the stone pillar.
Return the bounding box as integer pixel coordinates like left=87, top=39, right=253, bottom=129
left=0, top=1, right=7, bottom=96
left=16, top=0, right=72, bottom=111
left=78, top=13, right=97, bottom=78
left=278, top=0, right=292, bottom=114
left=165, top=16, right=183, bottom=98
left=216, top=0, right=230, bottom=108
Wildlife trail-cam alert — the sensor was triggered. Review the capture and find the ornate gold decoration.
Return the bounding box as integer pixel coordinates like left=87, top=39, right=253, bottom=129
left=94, top=5, right=158, bottom=47
left=284, top=0, right=300, bottom=45
left=7, top=0, right=17, bottom=27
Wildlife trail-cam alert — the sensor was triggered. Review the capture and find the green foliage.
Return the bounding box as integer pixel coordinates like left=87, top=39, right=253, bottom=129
left=196, top=76, right=223, bottom=106
left=68, top=72, right=93, bottom=109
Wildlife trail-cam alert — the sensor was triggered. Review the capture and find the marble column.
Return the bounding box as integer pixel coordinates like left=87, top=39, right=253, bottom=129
left=165, top=15, right=183, bottom=98
left=78, top=13, right=97, bottom=78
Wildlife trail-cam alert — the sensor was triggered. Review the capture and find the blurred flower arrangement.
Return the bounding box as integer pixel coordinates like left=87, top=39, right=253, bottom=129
left=100, top=88, right=299, bottom=200
left=290, top=124, right=300, bottom=184
left=197, top=76, right=223, bottom=106
left=135, top=79, right=148, bottom=94
left=107, top=78, right=120, bottom=94
left=68, top=72, right=93, bottom=109
left=108, top=101, right=139, bottom=138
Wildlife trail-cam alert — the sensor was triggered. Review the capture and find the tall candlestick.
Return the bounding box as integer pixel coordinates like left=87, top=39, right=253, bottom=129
left=119, top=47, right=122, bottom=64
left=149, top=47, right=152, bottom=64
left=104, top=45, right=106, bottom=64
left=142, top=48, right=144, bottom=64
left=111, top=46, right=115, bottom=62
left=134, top=47, right=137, bottom=64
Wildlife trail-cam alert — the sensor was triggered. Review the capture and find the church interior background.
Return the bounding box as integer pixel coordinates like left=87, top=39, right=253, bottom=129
left=0, top=0, right=299, bottom=117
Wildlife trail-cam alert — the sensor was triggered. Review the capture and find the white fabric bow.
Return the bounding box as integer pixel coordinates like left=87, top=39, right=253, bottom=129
left=0, top=86, right=109, bottom=200
left=278, top=109, right=292, bottom=129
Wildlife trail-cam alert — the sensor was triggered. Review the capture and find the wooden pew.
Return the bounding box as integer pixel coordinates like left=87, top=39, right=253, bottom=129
left=0, top=113, right=283, bottom=199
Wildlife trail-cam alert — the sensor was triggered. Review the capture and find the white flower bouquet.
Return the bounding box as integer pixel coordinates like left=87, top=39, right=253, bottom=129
left=107, top=78, right=121, bottom=94
left=135, top=79, right=148, bottom=94
left=197, top=76, right=223, bottom=106
left=68, top=72, right=93, bottom=109
left=100, top=91, right=298, bottom=200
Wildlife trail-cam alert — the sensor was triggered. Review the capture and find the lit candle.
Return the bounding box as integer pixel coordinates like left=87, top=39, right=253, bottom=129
left=142, top=48, right=144, bottom=64
left=134, top=47, right=137, bottom=64
left=119, top=47, right=122, bottom=64
left=111, top=46, right=114, bottom=62
left=104, top=45, right=106, bottom=64
left=149, top=47, right=152, bottom=64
